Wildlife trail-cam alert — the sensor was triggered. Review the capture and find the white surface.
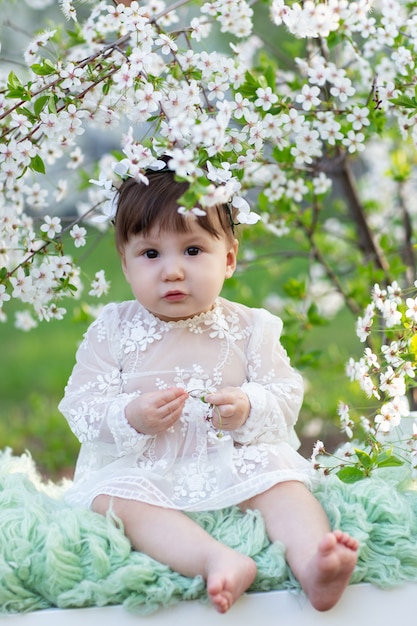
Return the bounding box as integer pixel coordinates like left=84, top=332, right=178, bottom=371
left=0, top=583, right=414, bottom=625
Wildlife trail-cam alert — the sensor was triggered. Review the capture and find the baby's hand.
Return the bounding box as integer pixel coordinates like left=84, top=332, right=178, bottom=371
left=125, top=387, right=188, bottom=435
left=204, top=387, right=250, bottom=431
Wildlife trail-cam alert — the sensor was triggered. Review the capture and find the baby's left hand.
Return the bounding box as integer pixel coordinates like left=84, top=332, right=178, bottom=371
left=204, top=387, right=250, bottom=431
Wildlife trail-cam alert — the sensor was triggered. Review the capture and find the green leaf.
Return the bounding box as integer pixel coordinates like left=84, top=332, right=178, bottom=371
left=6, top=71, right=32, bottom=101
left=271, top=144, right=292, bottom=164
left=176, top=187, right=200, bottom=210
left=307, top=303, right=327, bottom=327
left=354, top=448, right=373, bottom=468
left=390, top=95, right=417, bottom=109
left=33, top=95, right=49, bottom=116
left=30, top=60, right=57, bottom=76
left=388, top=148, right=412, bottom=182
left=30, top=154, right=46, bottom=174
left=377, top=456, right=404, bottom=468
left=238, top=70, right=261, bottom=98
left=369, top=108, right=386, bottom=134
left=6, top=87, right=29, bottom=101
left=336, top=466, right=365, bottom=483
left=257, top=75, right=268, bottom=90
left=375, top=448, right=393, bottom=463
left=264, top=64, right=276, bottom=91
left=66, top=24, right=86, bottom=46
left=326, top=30, right=344, bottom=49
left=16, top=106, right=36, bottom=122
left=243, top=70, right=260, bottom=89
left=48, top=94, right=58, bottom=114
left=375, top=449, right=404, bottom=468
left=283, top=278, right=306, bottom=299
left=7, top=71, right=22, bottom=90
left=295, top=350, right=322, bottom=368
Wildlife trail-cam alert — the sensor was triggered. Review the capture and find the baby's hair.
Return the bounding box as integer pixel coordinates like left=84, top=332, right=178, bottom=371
left=114, top=165, right=237, bottom=254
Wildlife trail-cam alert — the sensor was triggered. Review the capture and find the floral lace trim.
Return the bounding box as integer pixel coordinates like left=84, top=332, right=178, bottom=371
left=119, top=300, right=246, bottom=354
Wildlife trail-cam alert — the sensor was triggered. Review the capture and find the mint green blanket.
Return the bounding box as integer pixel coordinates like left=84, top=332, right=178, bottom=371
left=1, top=449, right=417, bottom=614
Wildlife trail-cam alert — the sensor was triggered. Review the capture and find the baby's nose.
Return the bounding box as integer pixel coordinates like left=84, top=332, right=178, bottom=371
left=162, top=259, right=184, bottom=280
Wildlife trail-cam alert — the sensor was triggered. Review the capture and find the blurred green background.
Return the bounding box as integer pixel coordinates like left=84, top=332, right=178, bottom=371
left=0, top=223, right=361, bottom=479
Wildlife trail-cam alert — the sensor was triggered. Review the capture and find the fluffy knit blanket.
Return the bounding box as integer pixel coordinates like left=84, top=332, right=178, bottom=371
left=1, top=448, right=417, bottom=615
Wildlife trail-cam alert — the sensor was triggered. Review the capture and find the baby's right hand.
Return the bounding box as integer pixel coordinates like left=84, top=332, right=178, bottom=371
left=125, top=387, right=188, bottom=435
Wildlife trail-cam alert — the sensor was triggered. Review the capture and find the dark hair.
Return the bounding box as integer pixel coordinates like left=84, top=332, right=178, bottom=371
left=114, top=168, right=237, bottom=254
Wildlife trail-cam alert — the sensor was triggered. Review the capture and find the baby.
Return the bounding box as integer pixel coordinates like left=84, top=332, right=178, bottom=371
left=59, top=164, right=358, bottom=613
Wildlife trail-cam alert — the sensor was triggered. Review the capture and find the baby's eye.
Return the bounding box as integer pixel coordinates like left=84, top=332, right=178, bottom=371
left=185, top=246, right=201, bottom=256
left=144, top=249, right=159, bottom=259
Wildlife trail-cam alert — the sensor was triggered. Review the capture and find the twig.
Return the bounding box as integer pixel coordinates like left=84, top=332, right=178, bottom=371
left=335, top=151, right=391, bottom=279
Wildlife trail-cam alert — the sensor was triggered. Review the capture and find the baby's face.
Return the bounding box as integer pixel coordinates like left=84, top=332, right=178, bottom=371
left=121, top=219, right=238, bottom=321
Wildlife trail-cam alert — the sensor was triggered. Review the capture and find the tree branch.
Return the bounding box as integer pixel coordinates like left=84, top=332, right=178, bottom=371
left=335, top=152, right=391, bottom=280
left=398, top=180, right=416, bottom=286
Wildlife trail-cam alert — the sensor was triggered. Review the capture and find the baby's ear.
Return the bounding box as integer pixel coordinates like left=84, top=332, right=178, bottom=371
left=121, top=253, right=130, bottom=282
left=225, top=239, right=238, bottom=278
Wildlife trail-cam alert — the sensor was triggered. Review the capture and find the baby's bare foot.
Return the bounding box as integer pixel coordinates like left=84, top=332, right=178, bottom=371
left=206, top=549, right=257, bottom=613
left=304, top=530, right=358, bottom=612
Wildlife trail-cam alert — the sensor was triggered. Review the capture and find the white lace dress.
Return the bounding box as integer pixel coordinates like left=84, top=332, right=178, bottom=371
left=59, top=297, right=314, bottom=511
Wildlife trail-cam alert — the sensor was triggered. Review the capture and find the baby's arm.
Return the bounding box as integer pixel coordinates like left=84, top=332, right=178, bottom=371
left=203, top=387, right=250, bottom=431
left=219, top=308, right=303, bottom=446
left=125, top=387, right=188, bottom=435
left=60, top=303, right=183, bottom=455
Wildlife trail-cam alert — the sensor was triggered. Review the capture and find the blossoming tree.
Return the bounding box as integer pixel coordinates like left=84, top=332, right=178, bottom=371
left=2, top=0, right=417, bottom=476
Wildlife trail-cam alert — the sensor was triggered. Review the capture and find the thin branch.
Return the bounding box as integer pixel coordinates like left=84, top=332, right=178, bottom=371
left=398, top=180, right=416, bottom=285
left=295, top=205, right=363, bottom=315
left=3, top=204, right=101, bottom=280
left=307, top=235, right=362, bottom=316
left=335, top=152, right=391, bottom=279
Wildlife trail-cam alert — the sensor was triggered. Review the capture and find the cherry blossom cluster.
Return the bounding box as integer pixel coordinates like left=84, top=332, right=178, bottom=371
left=1, top=0, right=417, bottom=333
left=324, top=281, right=417, bottom=475
left=348, top=281, right=417, bottom=412
left=310, top=280, right=417, bottom=480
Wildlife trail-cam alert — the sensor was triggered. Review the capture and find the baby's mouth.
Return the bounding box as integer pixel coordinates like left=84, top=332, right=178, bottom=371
left=163, top=291, right=187, bottom=302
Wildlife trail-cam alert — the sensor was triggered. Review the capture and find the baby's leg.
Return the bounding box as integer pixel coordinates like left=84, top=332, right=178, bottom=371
left=93, top=495, right=257, bottom=613
left=240, top=481, right=358, bottom=611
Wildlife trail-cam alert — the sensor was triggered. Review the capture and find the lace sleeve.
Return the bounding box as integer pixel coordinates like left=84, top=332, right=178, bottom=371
left=232, top=308, right=304, bottom=447
left=58, top=304, right=151, bottom=456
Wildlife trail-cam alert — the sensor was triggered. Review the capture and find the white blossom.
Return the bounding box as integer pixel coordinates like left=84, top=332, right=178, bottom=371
left=295, top=84, right=321, bottom=111
left=40, top=216, right=62, bottom=239
left=0, top=284, right=11, bottom=306
left=59, top=62, right=84, bottom=90
left=255, top=87, right=278, bottom=111
left=338, top=403, right=354, bottom=439
left=70, top=224, right=87, bottom=248
left=405, top=297, right=417, bottom=324
left=346, top=106, right=370, bottom=130
left=374, top=401, right=402, bottom=433
left=14, top=310, right=37, bottom=331
left=329, top=76, right=355, bottom=102
left=155, top=34, right=178, bottom=55
left=311, top=440, right=325, bottom=464
left=379, top=367, right=406, bottom=398
left=89, top=270, right=110, bottom=298
left=54, top=180, right=68, bottom=202
left=342, top=130, right=365, bottom=153
left=167, top=149, right=197, bottom=178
